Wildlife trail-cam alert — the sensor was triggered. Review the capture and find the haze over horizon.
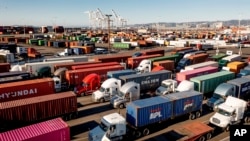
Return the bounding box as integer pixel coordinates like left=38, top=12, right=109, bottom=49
left=0, top=0, right=249, bottom=27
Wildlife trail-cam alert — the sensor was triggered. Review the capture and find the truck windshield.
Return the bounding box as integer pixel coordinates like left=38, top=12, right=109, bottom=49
left=99, top=87, right=105, bottom=92
left=161, top=83, right=169, bottom=88
left=99, top=121, right=108, bottom=131
left=218, top=108, right=232, bottom=117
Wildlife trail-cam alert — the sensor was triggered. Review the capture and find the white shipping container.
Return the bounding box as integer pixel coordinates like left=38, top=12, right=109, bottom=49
left=43, top=56, right=88, bottom=62
left=185, top=61, right=218, bottom=71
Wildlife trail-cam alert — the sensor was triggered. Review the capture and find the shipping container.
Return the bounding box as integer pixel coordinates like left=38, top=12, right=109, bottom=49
left=149, top=54, right=180, bottom=65
left=66, top=65, right=124, bottom=86
left=170, top=47, right=193, bottom=55
left=25, top=60, right=74, bottom=77
left=0, top=118, right=70, bottom=141
left=95, top=54, right=131, bottom=63
left=0, top=91, right=77, bottom=131
left=44, top=56, right=88, bottom=62
left=113, top=42, right=132, bottom=49
left=185, top=61, right=218, bottom=71
left=190, top=71, right=235, bottom=98
left=187, top=53, right=209, bottom=64
left=226, top=61, right=247, bottom=74
left=0, top=71, right=30, bottom=84
left=71, top=62, right=120, bottom=70
left=119, top=70, right=172, bottom=93
left=0, top=63, right=10, bottom=73
left=0, top=78, right=55, bottom=102
left=208, top=53, right=227, bottom=62
left=54, top=61, right=101, bottom=70
left=142, top=49, right=165, bottom=56
left=176, top=66, right=218, bottom=83
left=126, top=90, right=202, bottom=128
left=107, top=69, right=137, bottom=79
left=153, top=60, right=175, bottom=71
left=226, top=77, right=250, bottom=99
left=127, top=54, right=163, bottom=69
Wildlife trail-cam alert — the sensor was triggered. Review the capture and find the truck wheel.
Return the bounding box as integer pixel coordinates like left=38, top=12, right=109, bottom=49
left=195, top=111, right=201, bottom=118
left=189, top=113, right=196, bottom=120
left=143, top=128, right=150, bottom=136
left=133, top=131, right=141, bottom=138
left=198, top=136, right=206, bottom=141
left=244, top=117, right=250, bottom=123
left=206, top=132, right=212, bottom=140
left=119, top=103, right=125, bottom=109
left=224, top=125, right=230, bottom=132
left=100, top=98, right=105, bottom=103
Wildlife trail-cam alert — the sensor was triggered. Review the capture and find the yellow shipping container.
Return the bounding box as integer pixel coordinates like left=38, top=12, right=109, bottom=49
left=227, top=61, right=246, bottom=74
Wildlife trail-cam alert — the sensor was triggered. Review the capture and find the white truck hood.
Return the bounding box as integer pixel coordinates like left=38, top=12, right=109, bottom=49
left=93, top=90, right=104, bottom=99
left=89, top=126, right=106, bottom=141
left=210, top=112, right=231, bottom=128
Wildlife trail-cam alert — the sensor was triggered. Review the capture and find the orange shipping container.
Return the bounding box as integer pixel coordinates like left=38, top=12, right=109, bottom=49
left=153, top=60, right=175, bottom=71
left=227, top=61, right=247, bottom=73
left=188, top=53, right=209, bottom=64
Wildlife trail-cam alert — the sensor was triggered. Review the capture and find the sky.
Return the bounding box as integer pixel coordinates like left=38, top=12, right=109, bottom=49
left=0, top=0, right=249, bottom=27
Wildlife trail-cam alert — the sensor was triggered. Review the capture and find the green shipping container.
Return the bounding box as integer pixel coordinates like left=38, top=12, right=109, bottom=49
left=211, top=53, right=227, bottom=62
left=113, top=43, right=131, bottom=49
left=190, top=71, right=235, bottom=98
left=149, top=54, right=180, bottom=64
left=218, top=59, right=229, bottom=68
left=38, top=40, right=45, bottom=46
left=29, top=39, right=38, bottom=45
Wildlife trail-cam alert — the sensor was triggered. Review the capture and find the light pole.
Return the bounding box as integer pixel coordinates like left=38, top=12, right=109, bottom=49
left=238, top=14, right=242, bottom=55
left=106, top=14, right=112, bottom=54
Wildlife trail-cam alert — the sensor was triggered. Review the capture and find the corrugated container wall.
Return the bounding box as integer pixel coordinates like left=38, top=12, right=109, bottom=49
left=0, top=78, right=55, bottom=102
left=0, top=63, right=10, bottom=73
left=54, top=61, right=101, bottom=70
left=71, top=62, right=119, bottom=70
left=0, top=118, right=70, bottom=141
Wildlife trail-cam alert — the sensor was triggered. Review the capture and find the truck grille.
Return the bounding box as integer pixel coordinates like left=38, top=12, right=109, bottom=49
left=212, top=118, right=220, bottom=124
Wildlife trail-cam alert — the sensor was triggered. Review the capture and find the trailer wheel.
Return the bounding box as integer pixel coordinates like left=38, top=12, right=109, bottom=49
left=195, top=111, right=201, bottom=118
left=244, top=117, right=250, bottom=123
left=206, top=132, right=212, bottom=140
left=100, top=98, right=105, bottom=103
left=143, top=128, right=150, bottom=136
left=198, top=135, right=206, bottom=141
left=133, top=131, right=141, bottom=138
left=189, top=113, right=196, bottom=120
left=119, top=103, right=125, bottom=109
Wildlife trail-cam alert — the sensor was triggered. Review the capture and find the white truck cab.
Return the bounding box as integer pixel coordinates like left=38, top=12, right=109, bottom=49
left=89, top=113, right=126, bottom=141
left=110, top=82, right=140, bottom=109
left=136, top=59, right=152, bottom=74
left=92, top=78, right=121, bottom=103
left=209, top=96, right=247, bottom=131
left=155, top=79, right=194, bottom=95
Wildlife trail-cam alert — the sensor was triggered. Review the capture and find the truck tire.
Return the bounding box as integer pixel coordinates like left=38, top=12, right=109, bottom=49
left=189, top=113, right=196, bottom=120
left=100, top=98, right=105, bottom=103
left=198, top=136, right=206, bottom=141
left=143, top=128, right=150, bottom=136
left=244, top=117, right=250, bottom=123
left=119, top=103, right=125, bottom=109
left=195, top=111, right=201, bottom=118
left=133, top=131, right=141, bottom=138
left=206, top=132, right=212, bottom=140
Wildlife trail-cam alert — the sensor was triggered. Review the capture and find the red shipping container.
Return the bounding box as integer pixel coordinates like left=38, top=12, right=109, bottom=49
left=142, top=49, right=165, bottom=56
left=153, top=60, right=175, bottom=71
left=95, top=54, right=131, bottom=63
left=127, top=54, right=163, bottom=69
left=0, top=118, right=70, bottom=141
left=0, top=92, right=77, bottom=127
left=0, top=78, right=55, bottom=102
left=71, top=62, right=119, bottom=70
left=0, top=63, right=10, bottom=73
left=176, top=66, right=218, bottom=83
left=54, top=61, right=101, bottom=70
left=66, top=65, right=124, bottom=86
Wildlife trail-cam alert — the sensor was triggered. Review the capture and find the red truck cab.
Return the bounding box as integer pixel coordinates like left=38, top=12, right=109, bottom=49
left=75, top=73, right=101, bottom=96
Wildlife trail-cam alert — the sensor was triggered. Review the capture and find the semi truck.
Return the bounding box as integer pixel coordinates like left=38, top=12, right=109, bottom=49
left=74, top=73, right=101, bottom=97
left=89, top=90, right=203, bottom=141
left=137, top=59, right=175, bottom=74
left=218, top=54, right=242, bottom=69
left=190, top=71, right=235, bottom=99
left=206, top=77, right=250, bottom=109
left=155, top=79, right=194, bottom=95
left=176, top=66, right=218, bottom=83
left=25, top=60, right=74, bottom=77
left=127, top=54, right=163, bottom=69
left=183, top=50, right=206, bottom=58
left=92, top=70, right=172, bottom=103
left=176, top=53, right=209, bottom=71
left=209, top=96, right=250, bottom=131
left=136, top=55, right=179, bottom=73
left=0, top=78, right=57, bottom=102
left=225, top=61, right=247, bottom=74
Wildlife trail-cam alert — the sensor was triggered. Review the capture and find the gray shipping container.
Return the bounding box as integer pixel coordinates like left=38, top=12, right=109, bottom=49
left=227, top=77, right=250, bottom=99
left=119, top=70, right=172, bottom=92
left=126, top=90, right=203, bottom=128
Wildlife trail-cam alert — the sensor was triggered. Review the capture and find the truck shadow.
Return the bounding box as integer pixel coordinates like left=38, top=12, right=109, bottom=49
left=77, top=104, right=112, bottom=118
left=70, top=120, right=99, bottom=139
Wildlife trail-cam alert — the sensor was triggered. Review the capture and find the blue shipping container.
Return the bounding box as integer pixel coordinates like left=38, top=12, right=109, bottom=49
left=164, top=91, right=203, bottom=117
left=126, top=90, right=203, bottom=128
left=126, top=96, right=172, bottom=128
left=107, top=69, right=136, bottom=79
